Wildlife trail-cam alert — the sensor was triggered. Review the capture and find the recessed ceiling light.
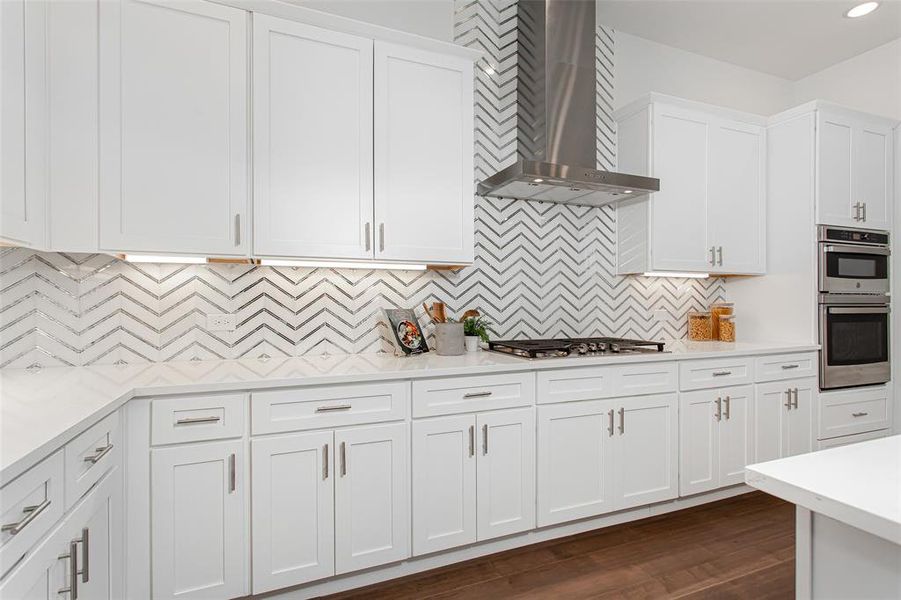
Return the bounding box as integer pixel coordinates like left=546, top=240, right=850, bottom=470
left=845, top=2, right=879, bottom=18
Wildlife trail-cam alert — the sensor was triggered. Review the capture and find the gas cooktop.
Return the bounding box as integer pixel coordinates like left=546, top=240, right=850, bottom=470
left=487, top=337, right=667, bottom=359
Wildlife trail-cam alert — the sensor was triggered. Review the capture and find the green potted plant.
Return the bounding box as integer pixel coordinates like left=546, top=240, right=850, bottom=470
left=462, top=314, right=491, bottom=352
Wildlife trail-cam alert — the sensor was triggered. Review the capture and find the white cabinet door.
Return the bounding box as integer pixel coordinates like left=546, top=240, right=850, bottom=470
left=251, top=432, right=334, bottom=594
left=253, top=15, right=374, bottom=259
left=717, top=386, right=753, bottom=487
left=99, top=0, right=248, bottom=256
left=679, top=390, right=718, bottom=496
left=752, top=381, right=789, bottom=464
left=335, top=423, right=409, bottom=574
left=73, top=483, right=114, bottom=600
left=817, top=111, right=855, bottom=227
left=476, top=408, right=535, bottom=541
left=411, top=415, right=476, bottom=556
left=374, top=42, right=474, bottom=264
left=612, top=394, right=678, bottom=510
left=856, top=120, right=893, bottom=230
left=1, top=0, right=41, bottom=247
left=708, top=120, right=765, bottom=274
left=151, top=441, right=246, bottom=600
left=785, top=380, right=815, bottom=458
left=650, top=104, right=710, bottom=272
left=537, top=400, right=614, bottom=527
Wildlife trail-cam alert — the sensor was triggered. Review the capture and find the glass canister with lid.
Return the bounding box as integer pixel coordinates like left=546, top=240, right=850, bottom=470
left=710, top=302, right=734, bottom=339
left=688, top=311, right=713, bottom=341
left=718, top=314, right=736, bottom=342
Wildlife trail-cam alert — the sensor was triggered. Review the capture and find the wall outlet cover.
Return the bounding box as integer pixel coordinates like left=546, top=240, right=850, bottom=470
left=206, top=313, right=236, bottom=332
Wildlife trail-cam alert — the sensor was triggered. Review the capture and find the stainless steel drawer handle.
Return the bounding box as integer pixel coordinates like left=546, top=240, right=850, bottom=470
left=469, top=425, right=475, bottom=457
left=712, top=371, right=732, bottom=377
left=316, top=404, right=353, bottom=412
left=851, top=412, right=868, bottom=417
left=79, top=528, right=89, bottom=583
left=323, top=444, right=329, bottom=479
left=781, top=364, right=800, bottom=370
left=175, top=416, right=221, bottom=425
left=340, top=442, right=347, bottom=476
left=228, top=453, right=236, bottom=493
left=84, top=443, right=113, bottom=464
left=784, top=390, right=792, bottom=410
left=463, top=391, right=492, bottom=399
left=607, top=409, right=615, bottom=437
left=2, top=498, right=52, bottom=535
left=715, top=397, right=722, bottom=421
left=791, top=388, right=799, bottom=410
left=618, top=407, right=625, bottom=434
left=58, top=539, right=80, bottom=598
left=483, top=424, right=489, bottom=455
left=724, top=396, right=731, bottom=420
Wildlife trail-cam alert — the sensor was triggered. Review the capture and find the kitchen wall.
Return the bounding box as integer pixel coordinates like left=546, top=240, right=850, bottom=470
left=792, top=37, right=901, bottom=120
left=0, top=0, right=725, bottom=368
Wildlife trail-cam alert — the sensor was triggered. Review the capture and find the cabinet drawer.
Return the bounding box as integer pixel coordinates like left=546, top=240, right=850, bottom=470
left=537, top=362, right=676, bottom=404
left=755, top=353, right=817, bottom=383
left=412, top=372, right=534, bottom=418
left=818, top=387, right=891, bottom=440
left=252, top=382, right=408, bottom=435
left=65, top=411, right=120, bottom=509
left=152, top=393, right=246, bottom=445
left=679, top=357, right=753, bottom=391
left=0, top=450, right=64, bottom=578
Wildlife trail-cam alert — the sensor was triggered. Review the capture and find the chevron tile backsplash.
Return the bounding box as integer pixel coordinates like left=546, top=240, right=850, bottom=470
left=0, top=0, right=724, bottom=368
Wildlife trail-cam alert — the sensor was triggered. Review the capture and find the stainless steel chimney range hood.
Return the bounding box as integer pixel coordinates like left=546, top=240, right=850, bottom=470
left=477, top=0, right=659, bottom=207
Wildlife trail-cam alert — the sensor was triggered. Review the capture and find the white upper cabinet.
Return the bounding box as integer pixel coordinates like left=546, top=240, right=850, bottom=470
left=374, top=42, right=475, bottom=264
left=98, top=0, right=249, bottom=256
left=816, top=107, right=894, bottom=230
left=616, top=95, right=766, bottom=275
left=253, top=16, right=373, bottom=259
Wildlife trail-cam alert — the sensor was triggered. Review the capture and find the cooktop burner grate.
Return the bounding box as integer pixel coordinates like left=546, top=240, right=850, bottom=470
left=487, top=337, right=666, bottom=359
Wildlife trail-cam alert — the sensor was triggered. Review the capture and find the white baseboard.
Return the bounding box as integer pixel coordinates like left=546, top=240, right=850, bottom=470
left=260, top=484, right=754, bottom=599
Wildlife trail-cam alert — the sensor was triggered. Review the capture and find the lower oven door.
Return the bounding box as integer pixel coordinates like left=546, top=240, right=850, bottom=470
left=819, top=303, right=891, bottom=389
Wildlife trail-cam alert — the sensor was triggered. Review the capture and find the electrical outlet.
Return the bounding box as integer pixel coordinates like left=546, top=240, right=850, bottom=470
left=207, top=313, right=236, bottom=332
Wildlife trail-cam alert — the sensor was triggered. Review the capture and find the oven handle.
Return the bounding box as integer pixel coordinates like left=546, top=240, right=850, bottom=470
left=823, top=245, right=890, bottom=256
left=827, top=306, right=891, bottom=315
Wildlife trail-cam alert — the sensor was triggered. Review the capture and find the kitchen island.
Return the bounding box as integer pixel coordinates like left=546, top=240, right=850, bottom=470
left=745, top=435, right=901, bottom=599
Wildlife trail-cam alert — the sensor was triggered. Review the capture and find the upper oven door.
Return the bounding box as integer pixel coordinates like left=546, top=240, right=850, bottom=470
left=819, top=303, right=891, bottom=389
left=819, top=244, right=890, bottom=294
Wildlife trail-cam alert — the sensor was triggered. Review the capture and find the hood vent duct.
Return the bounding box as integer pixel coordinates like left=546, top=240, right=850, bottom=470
left=477, top=0, right=659, bottom=206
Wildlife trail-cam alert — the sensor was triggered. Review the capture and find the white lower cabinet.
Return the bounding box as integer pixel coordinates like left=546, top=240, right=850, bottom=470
left=753, top=379, right=815, bottom=463
left=150, top=440, right=246, bottom=600
left=679, top=386, right=753, bottom=496
left=412, top=408, right=534, bottom=555
left=334, top=423, right=409, bottom=574
left=537, top=394, right=678, bottom=527
left=251, top=423, right=408, bottom=592
left=0, top=469, right=119, bottom=600
left=251, top=431, right=334, bottom=594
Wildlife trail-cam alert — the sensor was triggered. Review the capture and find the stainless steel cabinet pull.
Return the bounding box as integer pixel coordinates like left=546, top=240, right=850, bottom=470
left=323, top=444, right=329, bottom=479
left=58, top=539, right=79, bottom=598
left=791, top=388, right=799, bottom=409
left=784, top=389, right=792, bottom=410
left=709, top=246, right=716, bottom=265
left=379, top=223, right=385, bottom=251
left=716, top=246, right=723, bottom=266
left=84, top=443, right=113, bottom=464
left=862, top=202, right=867, bottom=222
left=2, top=498, right=51, bottom=534
left=851, top=411, right=868, bottom=417
left=364, top=222, right=371, bottom=251
left=715, top=397, right=722, bottom=421
left=607, top=409, right=614, bottom=437
left=340, top=442, right=347, bottom=476
left=618, top=407, right=625, bottom=434
left=724, top=396, right=731, bottom=420
left=234, top=214, right=241, bottom=246
left=483, top=424, right=489, bottom=455
left=175, top=416, right=221, bottom=425
left=79, top=528, right=89, bottom=583
left=781, top=364, right=799, bottom=370
left=852, top=202, right=860, bottom=221
left=315, top=404, right=352, bottom=412
left=463, top=391, right=492, bottom=399
left=712, top=371, right=732, bottom=377
left=469, top=425, right=475, bottom=457
left=228, top=453, right=236, bottom=493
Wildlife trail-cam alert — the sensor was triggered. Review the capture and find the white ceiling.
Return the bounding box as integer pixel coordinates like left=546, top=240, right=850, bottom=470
left=597, top=0, right=901, bottom=80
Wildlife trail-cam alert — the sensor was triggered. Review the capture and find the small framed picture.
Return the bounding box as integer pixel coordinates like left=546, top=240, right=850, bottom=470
left=382, top=308, right=429, bottom=355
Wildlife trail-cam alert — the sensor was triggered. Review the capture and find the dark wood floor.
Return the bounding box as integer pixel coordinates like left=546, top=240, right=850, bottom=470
left=326, top=492, right=794, bottom=600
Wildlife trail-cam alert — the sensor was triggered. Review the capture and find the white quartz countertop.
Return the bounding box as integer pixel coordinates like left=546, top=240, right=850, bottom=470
left=0, top=340, right=817, bottom=486
left=746, top=435, right=901, bottom=545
